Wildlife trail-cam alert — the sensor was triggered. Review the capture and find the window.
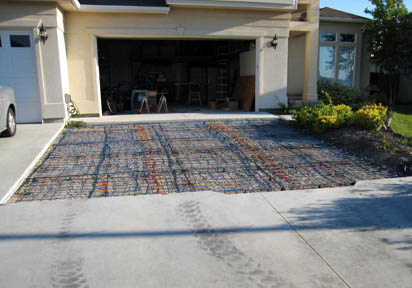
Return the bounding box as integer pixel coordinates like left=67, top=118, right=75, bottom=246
left=319, top=46, right=336, bottom=82
left=319, top=32, right=357, bottom=87
left=340, top=34, right=355, bottom=43
left=338, top=47, right=355, bottom=87
left=320, top=32, right=336, bottom=42
left=10, top=35, right=30, bottom=48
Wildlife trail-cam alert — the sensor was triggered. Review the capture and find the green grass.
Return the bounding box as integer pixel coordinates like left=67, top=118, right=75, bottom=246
left=391, top=106, right=412, bottom=138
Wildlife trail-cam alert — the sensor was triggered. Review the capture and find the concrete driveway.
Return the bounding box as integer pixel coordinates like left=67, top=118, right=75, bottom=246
left=0, top=177, right=411, bottom=287
left=0, top=123, right=63, bottom=201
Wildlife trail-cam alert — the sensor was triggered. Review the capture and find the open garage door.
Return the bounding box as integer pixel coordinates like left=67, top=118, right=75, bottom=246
left=0, top=30, right=42, bottom=123
left=97, top=39, right=256, bottom=115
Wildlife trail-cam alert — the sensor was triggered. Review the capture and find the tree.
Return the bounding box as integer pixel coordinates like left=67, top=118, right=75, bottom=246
left=364, top=0, right=412, bottom=105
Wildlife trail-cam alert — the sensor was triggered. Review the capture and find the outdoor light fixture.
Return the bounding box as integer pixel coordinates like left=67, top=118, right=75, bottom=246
left=39, top=24, right=48, bottom=44
left=271, top=35, right=278, bottom=50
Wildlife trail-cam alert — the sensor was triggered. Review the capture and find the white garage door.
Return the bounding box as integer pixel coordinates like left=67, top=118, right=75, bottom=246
left=0, top=30, right=42, bottom=123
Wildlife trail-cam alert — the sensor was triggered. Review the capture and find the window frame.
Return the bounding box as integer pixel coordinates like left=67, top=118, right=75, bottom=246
left=9, top=34, right=31, bottom=48
left=319, top=32, right=357, bottom=88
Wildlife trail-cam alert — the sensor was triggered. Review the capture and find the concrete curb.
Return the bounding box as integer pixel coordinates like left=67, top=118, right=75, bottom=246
left=0, top=123, right=65, bottom=205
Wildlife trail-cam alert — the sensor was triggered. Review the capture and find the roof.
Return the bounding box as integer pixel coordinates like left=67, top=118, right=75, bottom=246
left=320, top=7, right=368, bottom=22
left=78, top=0, right=168, bottom=6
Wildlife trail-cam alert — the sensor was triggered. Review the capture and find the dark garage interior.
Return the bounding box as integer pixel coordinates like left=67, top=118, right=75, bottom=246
left=97, top=38, right=256, bottom=114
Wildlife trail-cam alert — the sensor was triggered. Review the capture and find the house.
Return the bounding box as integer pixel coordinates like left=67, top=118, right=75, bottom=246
left=0, top=0, right=321, bottom=123
left=0, top=1, right=384, bottom=124
left=316, top=7, right=412, bottom=104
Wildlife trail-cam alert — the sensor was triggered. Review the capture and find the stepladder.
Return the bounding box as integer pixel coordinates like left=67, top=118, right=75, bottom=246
left=139, top=96, right=150, bottom=113
left=157, top=95, right=168, bottom=113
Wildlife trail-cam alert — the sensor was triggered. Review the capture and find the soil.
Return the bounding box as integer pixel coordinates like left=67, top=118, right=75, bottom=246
left=318, top=127, right=412, bottom=177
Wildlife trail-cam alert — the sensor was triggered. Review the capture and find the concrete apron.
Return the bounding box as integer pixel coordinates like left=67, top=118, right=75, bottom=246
left=0, top=177, right=411, bottom=288
left=77, top=112, right=278, bottom=124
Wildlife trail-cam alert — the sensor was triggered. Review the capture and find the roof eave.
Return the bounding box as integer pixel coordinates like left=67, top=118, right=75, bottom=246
left=165, top=0, right=297, bottom=11
left=71, top=0, right=81, bottom=9
left=78, top=4, right=170, bottom=14
left=320, top=16, right=367, bottom=24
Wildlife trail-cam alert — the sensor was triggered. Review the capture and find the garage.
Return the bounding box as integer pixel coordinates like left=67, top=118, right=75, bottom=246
left=0, top=30, right=42, bottom=123
left=96, top=38, right=256, bottom=114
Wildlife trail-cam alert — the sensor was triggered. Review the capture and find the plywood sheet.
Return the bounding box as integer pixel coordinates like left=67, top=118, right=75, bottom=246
left=233, top=76, right=255, bottom=111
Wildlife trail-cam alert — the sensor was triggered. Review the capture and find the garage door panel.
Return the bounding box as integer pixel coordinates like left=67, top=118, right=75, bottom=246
left=15, top=100, right=42, bottom=123
left=0, top=30, right=41, bottom=123
left=10, top=55, right=37, bottom=77
left=10, top=78, right=40, bottom=101
left=0, top=50, right=12, bottom=77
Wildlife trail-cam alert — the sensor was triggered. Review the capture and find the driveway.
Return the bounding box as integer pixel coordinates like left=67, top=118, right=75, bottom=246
left=0, top=123, right=64, bottom=202
left=11, top=118, right=394, bottom=202
left=0, top=177, right=411, bottom=287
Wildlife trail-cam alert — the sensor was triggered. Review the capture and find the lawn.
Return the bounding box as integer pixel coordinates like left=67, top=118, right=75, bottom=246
left=391, top=106, right=412, bottom=138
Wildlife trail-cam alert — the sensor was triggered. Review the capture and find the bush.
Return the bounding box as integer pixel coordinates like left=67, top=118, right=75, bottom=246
left=314, top=115, right=338, bottom=133
left=334, top=104, right=354, bottom=126
left=66, top=120, right=86, bottom=129
left=291, top=103, right=353, bottom=133
left=318, top=80, right=362, bottom=108
left=365, top=91, right=389, bottom=106
left=353, top=104, right=388, bottom=131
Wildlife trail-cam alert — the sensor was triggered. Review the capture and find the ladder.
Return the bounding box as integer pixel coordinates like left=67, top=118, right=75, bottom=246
left=216, top=61, right=229, bottom=102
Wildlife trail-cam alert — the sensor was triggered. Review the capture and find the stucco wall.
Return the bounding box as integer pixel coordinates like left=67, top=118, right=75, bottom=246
left=65, top=7, right=293, bottom=114
left=0, top=2, right=69, bottom=121
left=256, top=37, right=289, bottom=110
left=287, top=33, right=305, bottom=97
left=288, top=0, right=320, bottom=101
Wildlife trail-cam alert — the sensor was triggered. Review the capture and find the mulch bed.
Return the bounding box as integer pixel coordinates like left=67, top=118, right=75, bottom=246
left=318, top=127, right=412, bottom=177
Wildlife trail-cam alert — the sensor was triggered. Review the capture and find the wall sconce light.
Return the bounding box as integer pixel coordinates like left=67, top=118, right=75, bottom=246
left=39, top=24, right=48, bottom=44
left=271, top=35, right=278, bottom=50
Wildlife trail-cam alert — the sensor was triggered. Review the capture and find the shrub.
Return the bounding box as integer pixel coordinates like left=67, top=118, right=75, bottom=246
left=290, top=105, right=319, bottom=129
left=291, top=103, right=353, bottom=133
left=353, top=104, right=388, bottom=131
left=314, top=115, right=337, bottom=133
left=318, top=80, right=362, bottom=108
left=334, top=104, right=354, bottom=126
left=365, top=91, right=389, bottom=106
left=66, top=120, right=86, bottom=129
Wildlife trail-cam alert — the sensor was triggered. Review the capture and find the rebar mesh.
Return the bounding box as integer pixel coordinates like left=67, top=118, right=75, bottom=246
left=11, top=119, right=396, bottom=202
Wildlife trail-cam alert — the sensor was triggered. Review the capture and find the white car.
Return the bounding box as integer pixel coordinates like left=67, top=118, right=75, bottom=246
left=0, top=85, right=16, bottom=137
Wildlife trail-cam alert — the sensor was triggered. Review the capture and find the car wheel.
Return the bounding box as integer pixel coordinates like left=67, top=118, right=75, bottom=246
left=4, top=107, right=16, bottom=137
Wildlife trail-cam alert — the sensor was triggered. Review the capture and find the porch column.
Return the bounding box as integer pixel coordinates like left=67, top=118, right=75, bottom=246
left=255, top=36, right=289, bottom=111
left=303, top=30, right=319, bottom=101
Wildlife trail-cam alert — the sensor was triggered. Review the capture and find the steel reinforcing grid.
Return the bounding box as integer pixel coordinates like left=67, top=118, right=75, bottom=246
left=11, top=119, right=395, bottom=202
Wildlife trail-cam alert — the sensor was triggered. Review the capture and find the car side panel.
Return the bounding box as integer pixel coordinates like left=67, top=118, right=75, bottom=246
left=0, top=86, right=16, bottom=133
left=0, top=88, right=7, bottom=133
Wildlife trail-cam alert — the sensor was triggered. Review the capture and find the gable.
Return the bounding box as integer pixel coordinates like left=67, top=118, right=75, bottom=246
left=320, top=7, right=367, bottom=22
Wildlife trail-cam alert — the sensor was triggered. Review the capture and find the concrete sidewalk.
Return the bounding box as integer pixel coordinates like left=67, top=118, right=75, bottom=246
left=0, top=177, right=411, bottom=287
left=0, top=123, right=64, bottom=202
